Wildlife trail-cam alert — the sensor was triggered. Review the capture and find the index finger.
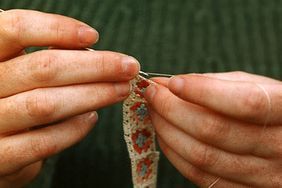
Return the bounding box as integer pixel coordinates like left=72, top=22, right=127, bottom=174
left=168, top=75, right=282, bottom=125
left=0, top=9, right=98, bottom=60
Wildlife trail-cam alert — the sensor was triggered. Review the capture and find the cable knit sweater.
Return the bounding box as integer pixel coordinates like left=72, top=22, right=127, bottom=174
left=1, top=0, right=282, bottom=187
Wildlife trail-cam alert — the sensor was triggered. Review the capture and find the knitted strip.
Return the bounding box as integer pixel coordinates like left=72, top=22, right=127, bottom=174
left=123, top=76, right=159, bottom=188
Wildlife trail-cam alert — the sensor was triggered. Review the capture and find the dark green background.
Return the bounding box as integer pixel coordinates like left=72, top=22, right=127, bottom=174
left=1, top=0, right=282, bottom=187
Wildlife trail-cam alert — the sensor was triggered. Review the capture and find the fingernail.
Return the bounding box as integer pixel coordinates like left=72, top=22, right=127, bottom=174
left=114, top=82, right=130, bottom=97
left=78, top=26, right=99, bottom=45
left=169, top=76, right=184, bottom=94
left=88, top=111, right=98, bottom=122
left=145, top=85, right=157, bottom=100
left=121, top=56, right=140, bottom=76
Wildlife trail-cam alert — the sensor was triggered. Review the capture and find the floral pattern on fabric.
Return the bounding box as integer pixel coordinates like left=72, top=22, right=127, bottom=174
left=130, top=102, right=150, bottom=123
left=134, top=79, right=150, bottom=98
left=123, top=76, right=159, bottom=188
left=136, top=158, right=153, bottom=182
left=132, top=129, right=153, bottom=154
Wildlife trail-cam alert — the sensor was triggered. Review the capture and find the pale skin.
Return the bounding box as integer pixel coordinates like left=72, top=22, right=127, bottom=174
left=144, top=72, right=282, bottom=187
left=0, top=9, right=140, bottom=187
left=1, top=9, right=281, bottom=188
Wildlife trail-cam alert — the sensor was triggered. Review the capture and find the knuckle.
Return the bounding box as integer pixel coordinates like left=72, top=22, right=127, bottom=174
left=10, top=15, right=23, bottom=40
left=92, top=84, right=113, bottom=104
left=240, top=87, right=268, bottom=120
left=93, top=54, right=108, bottom=74
left=49, top=18, right=66, bottom=42
left=29, top=136, right=57, bottom=159
left=1, top=11, right=25, bottom=42
left=158, top=95, right=174, bottom=117
left=28, top=51, right=59, bottom=83
left=112, top=55, right=124, bottom=74
left=25, top=91, right=56, bottom=120
left=104, top=83, right=125, bottom=104
left=198, top=115, right=229, bottom=141
left=232, top=157, right=257, bottom=177
left=93, top=52, right=135, bottom=78
left=189, top=144, right=219, bottom=168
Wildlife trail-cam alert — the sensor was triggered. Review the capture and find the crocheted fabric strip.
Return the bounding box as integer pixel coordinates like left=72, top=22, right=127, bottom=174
left=123, top=76, right=159, bottom=188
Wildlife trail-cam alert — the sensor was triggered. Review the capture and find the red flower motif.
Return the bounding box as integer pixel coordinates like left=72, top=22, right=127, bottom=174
left=131, top=129, right=152, bottom=154
left=136, top=157, right=153, bottom=181
left=134, top=79, right=150, bottom=98
left=130, top=102, right=143, bottom=111
left=130, top=102, right=150, bottom=123
left=137, top=79, right=150, bottom=89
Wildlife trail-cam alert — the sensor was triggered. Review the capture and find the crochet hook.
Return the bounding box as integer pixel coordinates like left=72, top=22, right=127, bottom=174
left=139, top=71, right=173, bottom=78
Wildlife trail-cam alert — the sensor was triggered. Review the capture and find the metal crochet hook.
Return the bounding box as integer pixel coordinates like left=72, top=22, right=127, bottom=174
left=139, top=71, right=173, bottom=78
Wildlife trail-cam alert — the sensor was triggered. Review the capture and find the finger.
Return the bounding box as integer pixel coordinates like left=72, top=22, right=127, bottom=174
left=0, top=111, right=97, bottom=176
left=150, top=110, right=277, bottom=187
left=202, top=71, right=281, bottom=84
left=0, top=82, right=128, bottom=133
left=0, top=161, right=42, bottom=188
left=0, top=50, right=139, bottom=98
left=157, top=138, right=249, bottom=188
left=0, top=9, right=98, bottom=61
left=168, top=74, right=282, bottom=124
left=145, top=84, right=280, bottom=157
left=150, top=77, right=169, bottom=87
left=148, top=71, right=281, bottom=87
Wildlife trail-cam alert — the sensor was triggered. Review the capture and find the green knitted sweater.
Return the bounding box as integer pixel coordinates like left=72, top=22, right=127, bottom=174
left=1, top=0, right=282, bottom=187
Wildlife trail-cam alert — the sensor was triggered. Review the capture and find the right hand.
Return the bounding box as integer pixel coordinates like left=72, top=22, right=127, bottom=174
left=0, top=9, right=140, bottom=188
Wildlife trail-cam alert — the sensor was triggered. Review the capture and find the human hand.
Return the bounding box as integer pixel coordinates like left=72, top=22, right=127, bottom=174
left=0, top=9, right=139, bottom=187
left=145, top=71, right=282, bottom=187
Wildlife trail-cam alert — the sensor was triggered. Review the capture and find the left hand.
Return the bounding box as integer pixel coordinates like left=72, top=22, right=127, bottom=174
left=0, top=9, right=139, bottom=188
left=144, top=71, right=282, bottom=188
